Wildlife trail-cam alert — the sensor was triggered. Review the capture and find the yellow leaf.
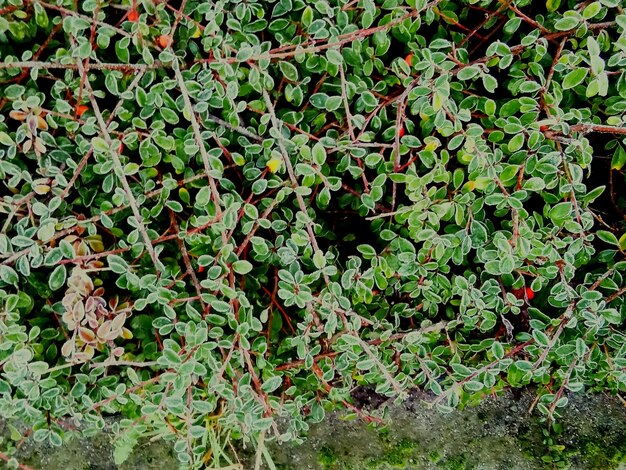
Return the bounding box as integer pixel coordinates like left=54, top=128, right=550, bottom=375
left=546, top=0, right=561, bottom=12
left=266, top=157, right=282, bottom=173
left=474, top=177, right=491, bottom=191
left=619, top=233, right=626, bottom=252
left=424, top=138, right=440, bottom=152
left=191, top=27, right=202, bottom=39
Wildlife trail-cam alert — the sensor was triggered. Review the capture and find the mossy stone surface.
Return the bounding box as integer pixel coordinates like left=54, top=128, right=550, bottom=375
left=4, top=390, right=626, bottom=469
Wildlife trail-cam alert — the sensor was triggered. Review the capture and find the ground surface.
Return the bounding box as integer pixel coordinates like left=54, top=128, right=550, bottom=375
left=3, top=390, right=626, bottom=469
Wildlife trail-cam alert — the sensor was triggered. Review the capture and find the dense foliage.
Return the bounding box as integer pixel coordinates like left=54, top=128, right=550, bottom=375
left=1, top=0, right=626, bottom=467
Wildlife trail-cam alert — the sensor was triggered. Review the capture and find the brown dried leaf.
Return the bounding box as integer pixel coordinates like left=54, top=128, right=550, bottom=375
left=9, top=110, right=27, bottom=121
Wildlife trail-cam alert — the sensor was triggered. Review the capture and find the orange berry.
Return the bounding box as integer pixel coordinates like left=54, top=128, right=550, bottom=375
left=128, top=9, right=139, bottom=22
left=539, top=125, right=548, bottom=132
left=76, top=105, right=89, bottom=117
left=198, top=265, right=205, bottom=273
left=157, top=35, right=172, bottom=48
left=405, top=53, right=414, bottom=66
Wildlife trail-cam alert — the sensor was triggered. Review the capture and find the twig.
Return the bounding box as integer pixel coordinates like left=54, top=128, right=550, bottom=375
left=0, top=60, right=164, bottom=71
left=203, top=113, right=263, bottom=142
left=173, top=64, right=227, bottom=246
left=261, top=88, right=329, bottom=285
left=354, top=336, right=405, bottom=395
left=170, top=210, right=207, bottom=313
left=606, top=286, right=626, bottom=304
left=60, top=71, right=145, bottom=200
left=432, top=340, right=533, bottom=406
left=247, top=2, right=443, bottom=62
left=72, top=49, right=161, bottom=271
left=569, top=123, right=626, bottom=135
left=338, top=65, right=356, bottom=141
left=508, top=3, right=550, bottom=34
left=532, top=307, right=573, bottom=369
left=392, top=78, right=418, bottom=210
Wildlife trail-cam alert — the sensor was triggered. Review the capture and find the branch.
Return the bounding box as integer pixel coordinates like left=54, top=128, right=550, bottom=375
left=72, top=52, right=161, bottom=271
left=60, top=71, right=145, bottom=200
left=0, top=60, right=164, bottom=71
left=173, top=64, right=227, bottom=246
left=569, top=123, right=626, bottom=135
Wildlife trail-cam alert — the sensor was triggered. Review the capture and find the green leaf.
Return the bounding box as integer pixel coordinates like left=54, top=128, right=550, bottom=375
left=601, top=308, right=622, bottom=324
left=232, top=260, right=253, bottom=274
left=0, top=266, right=19, bottom=286
left=523, top=177, right=545, bottom=191
left=533, top=330, right=550, bottom=347
left=313, top=250, right=326, bottom=269
left=582, top=1, right=602, bottom=18
left=357, top=244, right=376, bottom=258
left=612, top=145, right=626, bottom=170
left=0, top=131, right=15, bottom=146
left=554, top=17, right=580, bottom=31
left=279, top=61, right=299, bottom=81
left=596, top=230, right=618, bottom=246
left=309, top=93, right=328, bottom=108
left=312, top=143, right=326, bottom=165
left=360, top=91, right=378, bottom=107
left=92, top=137, right=109, bottom=153
left=302, top=6, right=313, bottom=27
left=457, top=66, right=481, bottom=81
left=261, top=375, right=283, bottom=393
left=326, top=49, right=343, bottom=65
left=237, top=47, right=254, bottom=61
left=549, top=202, right=572, bottom=222
left=48, top=265, right=66, bottom=291
left=508, top=133, right=525, bottom=153
left=108, top=254, right=129, bottom=274
left=562, top=68, right=588, bottom=89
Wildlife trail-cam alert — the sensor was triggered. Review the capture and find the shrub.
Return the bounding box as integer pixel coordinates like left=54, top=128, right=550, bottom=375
left=0, top=0, right=625, bottom=467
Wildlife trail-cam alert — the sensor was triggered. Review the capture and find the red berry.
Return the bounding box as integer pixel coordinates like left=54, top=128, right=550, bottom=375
left=511, top=287, right=524, bottom=300
left=398, top=127, right=405, bottom=138
left=539, top=125, right=548, bottom=132
left=198, top=265, right=205, bottom=273
left=405, top=53, right=414, bottom=66
left=128, top=9, right=139, bottom=22
left=525, top=287, right=535, bottom=300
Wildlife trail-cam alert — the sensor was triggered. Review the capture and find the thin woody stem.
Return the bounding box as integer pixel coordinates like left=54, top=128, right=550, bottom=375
left=69, top=35, right=161, bottom=272
left=173, top=64, right=227, bottom=247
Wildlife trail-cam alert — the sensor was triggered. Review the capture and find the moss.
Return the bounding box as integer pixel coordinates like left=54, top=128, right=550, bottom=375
left=576, top=437, right=626, bottom=469
left=429, top=450, right=442, bottom=463
left=439, top=454, right=470, bottom=470
left=366, top=438, right=415, bottom=468
left=319, top=446, right=338, bottom=469
left=377, top=427, right=390, bottom=442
